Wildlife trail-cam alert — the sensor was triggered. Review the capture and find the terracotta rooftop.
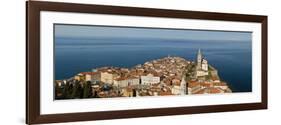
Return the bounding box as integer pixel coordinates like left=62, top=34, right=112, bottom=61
left=207, top=87, right=224, bottom=94
left=202, top=83, right=212, bottom=88
left=188, top=81, right=200, bottom=88
left=114, top=77, right=127, bottom=81
left=159, top=91, right=173, bottom=96
left=193, top=89, right=205, bottom=94
left=213, top=82, right=227, bottom=86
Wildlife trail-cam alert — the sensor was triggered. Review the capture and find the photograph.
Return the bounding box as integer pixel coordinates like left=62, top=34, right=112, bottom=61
left=54, top=24, right=252, bottom=100
left=25, top=1, right=267, bottom=124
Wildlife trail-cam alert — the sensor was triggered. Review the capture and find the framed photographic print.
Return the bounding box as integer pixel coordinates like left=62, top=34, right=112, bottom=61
left=26, top=1, right=268, bottom=124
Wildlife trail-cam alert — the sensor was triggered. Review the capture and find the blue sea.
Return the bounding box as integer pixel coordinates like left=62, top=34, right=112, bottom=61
left=55, top=37, right=252, bottom=92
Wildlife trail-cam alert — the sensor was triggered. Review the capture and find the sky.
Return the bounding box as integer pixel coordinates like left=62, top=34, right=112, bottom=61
left=54, top=24, right=252, bottom=42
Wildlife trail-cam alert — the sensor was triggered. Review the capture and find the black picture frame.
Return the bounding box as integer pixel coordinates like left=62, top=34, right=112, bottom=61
left=26, top=1, right=267, bottom=124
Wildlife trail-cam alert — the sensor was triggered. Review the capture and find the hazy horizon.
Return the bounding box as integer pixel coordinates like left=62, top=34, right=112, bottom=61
left=55, top=24, right=252, bottom=42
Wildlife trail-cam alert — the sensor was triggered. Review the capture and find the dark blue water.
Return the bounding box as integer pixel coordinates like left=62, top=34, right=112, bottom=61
left=55, top=37, right=252, bottom=92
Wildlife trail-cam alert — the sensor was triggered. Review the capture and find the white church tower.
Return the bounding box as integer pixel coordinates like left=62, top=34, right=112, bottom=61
left=180, top=77, right=186, bottom=95
left=197, top=49, right=202, bottom=70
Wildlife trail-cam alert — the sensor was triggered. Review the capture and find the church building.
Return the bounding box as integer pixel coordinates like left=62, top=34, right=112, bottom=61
left=196, top=49, right=209, bottom=77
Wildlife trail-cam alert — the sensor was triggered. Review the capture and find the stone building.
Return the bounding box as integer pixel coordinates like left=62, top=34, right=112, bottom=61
left=196, top=49, right=209, bottom=77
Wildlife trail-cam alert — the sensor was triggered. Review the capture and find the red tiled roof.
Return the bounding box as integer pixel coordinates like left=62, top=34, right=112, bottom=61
left=193, top=89, right=205, bottom=94
left=202, top=83, right=212, bottom=87
left=208, top=87, right=223, bottom=93
left=213, top=82, right=227, bottom=86
left=114, top=77, right=127, bottom=81
left=193, top=87, right=224, bottom=94
left=188, top=81, right=200, bottom=88
left=159, top=91, right=173, bottom=96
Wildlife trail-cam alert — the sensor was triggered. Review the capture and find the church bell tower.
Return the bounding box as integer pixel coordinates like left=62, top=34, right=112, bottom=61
left=197, top=49, right=202, bottom=69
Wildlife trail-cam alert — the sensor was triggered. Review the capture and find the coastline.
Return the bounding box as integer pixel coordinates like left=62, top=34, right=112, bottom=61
left=55, top=53, right=232, bottom=99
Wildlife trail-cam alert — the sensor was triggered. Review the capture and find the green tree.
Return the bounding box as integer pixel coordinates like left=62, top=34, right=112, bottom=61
left=54, top=83, right=59, bottom=99
left=71, top=81, right=81, bottom=98
left=83, top=81, right=92, bottom=98
left=62, top=82, right=72, bottom=99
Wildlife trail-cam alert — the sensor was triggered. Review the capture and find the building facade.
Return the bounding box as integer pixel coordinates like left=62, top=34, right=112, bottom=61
left=140, top=73, right=160, bottom=85
left=100, top=71, right=118, bottom=84
left=113, top=77, right=140, bottom=88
